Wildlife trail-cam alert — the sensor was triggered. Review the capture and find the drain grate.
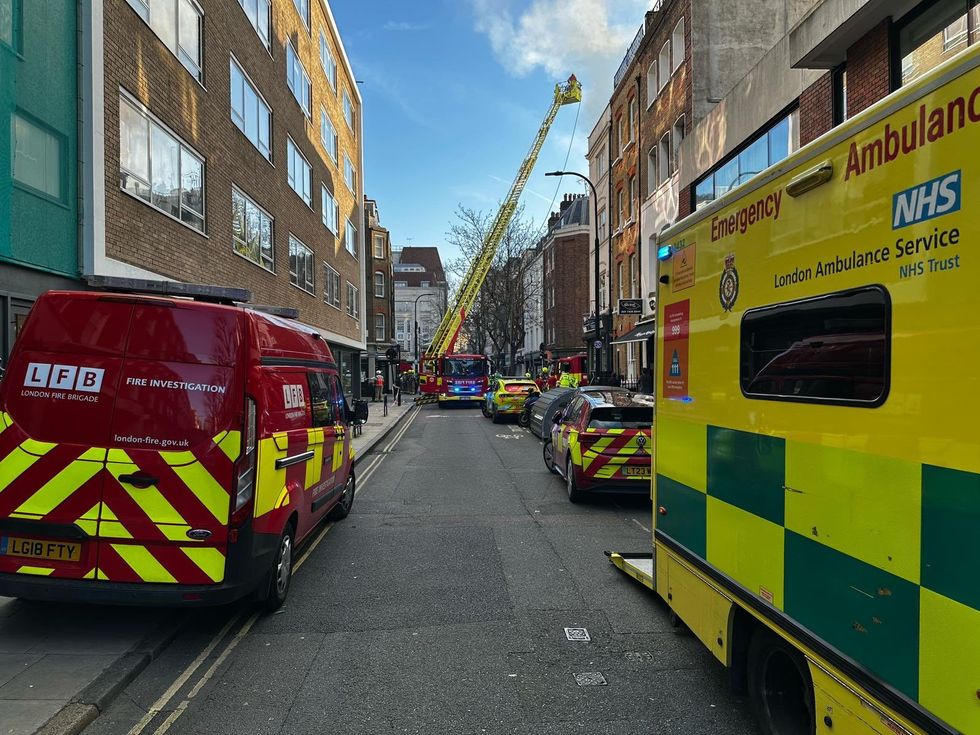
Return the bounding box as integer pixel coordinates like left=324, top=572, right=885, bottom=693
left=574, top=671, right=608, bottom=686
left=564, top=627, right=591, bottom=642
left=625, top=651, right=654, bottom=662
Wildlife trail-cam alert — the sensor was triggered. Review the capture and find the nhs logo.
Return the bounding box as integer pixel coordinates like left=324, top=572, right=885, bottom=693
left=892, top=171, right=960, bottom=229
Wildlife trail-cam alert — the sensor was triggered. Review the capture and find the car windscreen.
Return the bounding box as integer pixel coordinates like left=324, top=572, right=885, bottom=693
left=588, top=406, right=652, bottom=430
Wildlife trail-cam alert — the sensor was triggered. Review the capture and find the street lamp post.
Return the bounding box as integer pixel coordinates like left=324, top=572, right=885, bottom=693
left=414, top=293, right=437, bottom=364
left=545, top=170, right=601, bottom=376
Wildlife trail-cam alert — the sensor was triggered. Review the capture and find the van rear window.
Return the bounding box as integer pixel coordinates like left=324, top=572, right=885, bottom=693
left=588, top=407, right=652, bottom=429
left=740, top=286, right=890, bottom=406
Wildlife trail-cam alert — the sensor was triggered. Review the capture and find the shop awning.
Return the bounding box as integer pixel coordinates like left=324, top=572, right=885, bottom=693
left=610, top=322, right=655, bottom=345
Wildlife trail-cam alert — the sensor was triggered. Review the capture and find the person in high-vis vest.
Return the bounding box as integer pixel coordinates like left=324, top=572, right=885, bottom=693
left=558, top=370, right=579, bottom=389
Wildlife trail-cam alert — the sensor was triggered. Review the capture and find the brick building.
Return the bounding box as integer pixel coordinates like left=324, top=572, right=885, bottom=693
left=542, top=194, right=590, bottom=360
left=364, top=197, right=395, bottom=390
left=80, top=0, right=365, bottom=392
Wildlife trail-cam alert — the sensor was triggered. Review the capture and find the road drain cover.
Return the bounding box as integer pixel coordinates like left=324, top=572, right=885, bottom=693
left=564, top=627, right=591, bottom=642
left=574, top=672, right=607, bottom=686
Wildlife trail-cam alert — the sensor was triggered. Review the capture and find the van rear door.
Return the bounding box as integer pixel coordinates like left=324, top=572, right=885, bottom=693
left=101, top=303, right=245, bottom=585
left=0, top=295, right=132, bottom=580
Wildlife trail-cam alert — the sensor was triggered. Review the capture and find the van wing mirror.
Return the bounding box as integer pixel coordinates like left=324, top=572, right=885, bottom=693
left=352, top=399, right=369, bottom=425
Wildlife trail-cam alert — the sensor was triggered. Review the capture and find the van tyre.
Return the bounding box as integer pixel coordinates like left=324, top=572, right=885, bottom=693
left=747, top=628, right=814, bottom=735
left=491, top=406, right=502, bottom=424
left=566, top=458, right=583, bottom=503
left=329, top=474, right=355, bottom=520
left=261, top=523, right=295, bottom=612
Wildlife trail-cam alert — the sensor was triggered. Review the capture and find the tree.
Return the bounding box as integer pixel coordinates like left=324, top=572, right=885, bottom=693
left=445, top=204, right=542, bottom=370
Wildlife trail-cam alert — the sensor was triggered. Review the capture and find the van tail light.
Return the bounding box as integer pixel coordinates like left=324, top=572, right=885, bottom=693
left=230, top=397, right=257, bottom=529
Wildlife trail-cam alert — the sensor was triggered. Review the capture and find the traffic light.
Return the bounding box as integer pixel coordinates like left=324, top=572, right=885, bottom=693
left=385, top=346, right=399, bottom=361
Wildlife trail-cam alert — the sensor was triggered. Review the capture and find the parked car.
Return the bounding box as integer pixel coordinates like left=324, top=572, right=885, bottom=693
left=482, top=377, right=538, bottom=423
left=543, top=388, right=653, bottom=502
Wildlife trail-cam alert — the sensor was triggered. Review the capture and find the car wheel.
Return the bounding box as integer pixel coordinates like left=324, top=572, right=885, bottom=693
left=543, top=440, right=558, bottom=474
left=482, top=401, right=490, bottom=418
left=328, top=473, right=355, bottom=520
left=566, top=458, right=584, bottom=503
left=261, top=522, right=295, bottom=612
left=747, top=628, right=814, bottom=735
left=491, top=406, right=502, bottom=424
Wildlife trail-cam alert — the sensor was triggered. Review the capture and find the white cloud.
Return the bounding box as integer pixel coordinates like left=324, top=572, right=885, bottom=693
left=382, top=21, right=429, bottom=32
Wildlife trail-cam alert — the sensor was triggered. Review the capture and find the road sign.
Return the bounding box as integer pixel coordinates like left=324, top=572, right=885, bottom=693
left=593, top=339, right=603, bottom=349
left=618, top=298, right=643, bottom=315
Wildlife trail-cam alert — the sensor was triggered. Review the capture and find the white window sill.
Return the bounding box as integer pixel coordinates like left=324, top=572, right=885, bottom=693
left=289, top=282, right=315, bottom=297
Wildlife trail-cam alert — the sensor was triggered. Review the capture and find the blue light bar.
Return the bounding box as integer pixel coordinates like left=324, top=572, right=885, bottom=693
left=657, top=245, right=673, bottom=261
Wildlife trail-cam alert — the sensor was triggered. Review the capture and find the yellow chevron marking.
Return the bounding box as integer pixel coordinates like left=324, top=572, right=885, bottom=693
left=275, top=486, right=290, bottom=509
left=107, top=449, right=130, bottom=463
left=99, top=521, right=134, bottom=539
left=305, top=442, right=323, bottom=489
left=272, top=432, right=289, bottom=451
left=17, top=566, right=54, bottom=576
left=106, top=467, right=188, bottom=526
left=14, top=459, right=102, bottom=517
left=216, top=430, right=241, bottom=463
left=159, top=525, right=197, bottom=542
left=307, top=428, right=324, bottom=446
left=181, top=546, right=225, bottom=583
left=169, top=463, right=229, bottom=524
left=0, top=447, right=44, bottom=494
left=75, top=504, right=100, bottom=537
left=79, top=448, right=107, bottom=462
left=332, top=439, right=343, bottom=472
left=159, top=450, right=196, bottom=467
left=111, top=544, right=177, bottom=583
left=83, top=568, right=96, bottom=579
left=0, top=412, right=11, bottom=429
left=20, top=439, right=57, bottom=456
left=349, top=446, right=355, bottom=461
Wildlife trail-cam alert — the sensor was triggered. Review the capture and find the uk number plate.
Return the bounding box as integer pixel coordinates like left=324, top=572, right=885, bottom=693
left=622, top=466, right=650, bottom=477
left=0, top=536, right=81, bottom=562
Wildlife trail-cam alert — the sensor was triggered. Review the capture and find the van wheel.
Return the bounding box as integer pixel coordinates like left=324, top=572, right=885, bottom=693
left=747, top=628, right=814, bottom=735
left=566, top=459, right=584, bottom=503
left=543, top=440, right=558, bottom=474
left=261, top=523, right=295, bottom=612
left=329, top=474, right=355, bottom=520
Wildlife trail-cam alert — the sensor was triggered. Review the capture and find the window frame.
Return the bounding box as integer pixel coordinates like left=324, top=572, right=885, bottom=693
left=347, top=281, right=359, bottom=318
left=321, top=185, right=338, bottom=234
left=118, top=92, right=206, bottom=234
left=320, top=108, right=339, bottom=163
left=286, top=136, right=312, bottom=207
left=292, top=0, right=309, bottom=30
left=324, top=263, right=341, bottom=309
left=658, top=41, right=671, bottom=90
left=671, top=18, right=685, bottom=72
left=236, top=0, right=271, bottom=51
left=375, top=313, right=385, bottom=341
left=319, top=30, right=338, bottom=89
left=345, top=218, right=357, bottom=257
left=288, top=235, right=315, bottom=294
left=645, top=60, right=657, bottom=106
left=343, top=154, right=356, bottom=192
left=230, top=56, right=272, bottom=160
left=125, top=0, right=203, bottom=82
left=285, top=38, right=312, bottom=118
left=343, top=89, right=355, bottom=130
left=374, top=270, right=385, bottom=298
left=739, top=285, right=892, bottom=408
left=659, top=131, right=671, bottom=184
left=231, top=186, right=275, bottom=272
left=373, top=234, right=385, bottom=259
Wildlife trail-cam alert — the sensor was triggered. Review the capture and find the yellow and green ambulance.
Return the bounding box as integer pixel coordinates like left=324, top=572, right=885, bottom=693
left=612, top=40, right=980, bottom=735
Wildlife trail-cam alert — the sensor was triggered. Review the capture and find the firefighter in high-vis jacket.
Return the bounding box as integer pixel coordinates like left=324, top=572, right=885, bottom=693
left=558, top=369, right=579, bottom=389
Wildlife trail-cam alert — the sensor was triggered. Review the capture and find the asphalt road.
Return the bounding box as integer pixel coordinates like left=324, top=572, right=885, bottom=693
left=82, top=404, right=759, bottom=735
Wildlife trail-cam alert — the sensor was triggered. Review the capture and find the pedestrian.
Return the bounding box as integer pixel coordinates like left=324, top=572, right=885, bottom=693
left=637, top=367, right=653, bottom=394
left=373, top=370, right=384, bottom=402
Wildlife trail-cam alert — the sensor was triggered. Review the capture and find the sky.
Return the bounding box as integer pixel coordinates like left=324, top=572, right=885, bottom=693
left=331, top=0, right=653, bottom=266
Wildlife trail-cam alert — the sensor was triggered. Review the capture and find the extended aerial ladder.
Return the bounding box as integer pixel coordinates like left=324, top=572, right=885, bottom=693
left=423, top=75, right=582, bottom=365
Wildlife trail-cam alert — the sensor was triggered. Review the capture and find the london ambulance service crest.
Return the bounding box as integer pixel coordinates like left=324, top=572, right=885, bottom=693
left=719, top=253, right=739, bottom=312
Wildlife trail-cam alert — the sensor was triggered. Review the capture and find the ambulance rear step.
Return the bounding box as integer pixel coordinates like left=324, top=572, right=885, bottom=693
left=606, top=551, right=655, bottom=591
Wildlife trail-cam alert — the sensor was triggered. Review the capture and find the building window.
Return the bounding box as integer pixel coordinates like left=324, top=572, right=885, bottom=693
left=286, top=40, right=312, bottom=117
left=1, top=0, right=17, bottom=50
left=374, top=271, right=385, bottom=297
left=617, top=262, right=624, bottom=301
left=646, top=146, right=657, bottom=194
left=318, top=109, right=339, bottom=163
left=12, top=112, right=64, bottom=202
left=230, top=58, right=271, bottom=160
left=347, top=282, right=359, bottom=318
left=375, top=313, right=385, bottom=341
left=324, top=264, right=341, bottom=308
left=288, top=235, right=314, bottom=294
left=344, top=154, right=356, bottom=192
left=672, top=116, right=685, bottom=165
left=598, top=208, right=606, bottom=241
left=615, top=188, right=624, bottom=229
left=321, top=185, right=338, bottom=233
left=897, top=0, right=979, bottom=87
left=237, top=0, right=270, bottom=50
left=659, top=132, right=671, bottom=183
left=395, top=280, right=408, bottom=288
left=646, top=60, right=657, bottom=104
left=125, top=0, right=202, bottom=81
left=286, top=137, right=312, bottom=206
left=292, top=0, right=309, bottom=28
left=618, top=115, right=626, bottom=154
left=420, top=281, right=429, bottom=288
left=671, top=18, right=684, bottom=72
left=119, top=95, right=205, bottom=232
left=345, top=218, right=357, bottom=256
left=658, top=41, right=670, bottom=90
left=833, top=65, right=848, bottom=125
left=343, top=90, right=355, bottom=130
left=373, top=234, right=385, bottom=259
left=740, top=286, right=889, bottom=406
left=627, top=176, right=636, bottom=220
left=693, top=110, right=796, bottom=210
left=629, top=253, right=638, bottom=297
left=319, top=31, right=337, bottom=88
left=627, top=97, right=636, bottom=142
left=232, top=188, right=273, bottom=271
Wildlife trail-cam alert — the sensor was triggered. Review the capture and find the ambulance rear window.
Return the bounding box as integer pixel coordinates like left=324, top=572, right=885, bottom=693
left=740, top=286, right=890, bottom=406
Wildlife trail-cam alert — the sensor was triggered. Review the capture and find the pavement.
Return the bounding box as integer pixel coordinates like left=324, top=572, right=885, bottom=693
left=0, top=397, right=417, bottom=735
left=78, top=404, right=760, bottom=735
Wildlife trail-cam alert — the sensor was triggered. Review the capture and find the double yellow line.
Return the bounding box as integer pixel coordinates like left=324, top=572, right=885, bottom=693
left=126, top=408, right=420, bottom=735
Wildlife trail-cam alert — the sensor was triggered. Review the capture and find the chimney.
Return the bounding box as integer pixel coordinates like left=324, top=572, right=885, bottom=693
left=548, top=211, right=560, bottom=229
left=559, top=194, right=574, bottom=215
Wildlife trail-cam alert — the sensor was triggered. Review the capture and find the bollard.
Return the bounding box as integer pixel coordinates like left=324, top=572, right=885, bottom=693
left=383, top=393, right=389, bottom=417
left=396, top=387, right=402, bottom=406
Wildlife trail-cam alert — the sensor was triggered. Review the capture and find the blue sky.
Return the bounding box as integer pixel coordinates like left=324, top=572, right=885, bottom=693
left=331, top=0, right=652, bottom=264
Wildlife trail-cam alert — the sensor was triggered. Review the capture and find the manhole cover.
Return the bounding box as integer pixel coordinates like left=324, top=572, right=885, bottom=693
left=564, top=627, right=591, bottom=642
left=574, top=672, right=607, bottom=687
left=625, top=651, right=654, bottom=662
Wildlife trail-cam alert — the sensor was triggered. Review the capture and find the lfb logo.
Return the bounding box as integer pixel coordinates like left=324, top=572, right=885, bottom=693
left=25, top=363, right=104, bottom=393
left=282, top=384, right=306, bottom=409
